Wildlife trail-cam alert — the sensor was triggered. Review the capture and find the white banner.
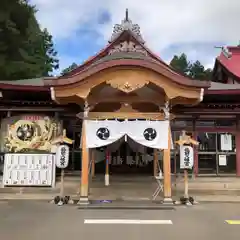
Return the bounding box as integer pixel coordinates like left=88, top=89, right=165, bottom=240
left=85, top=120, right=169, bottom=149
left=180, top=146, right=194, bottom=169
left=85, top=120, right=125, bottom=148
left=125, top=120, right=169, bottom=149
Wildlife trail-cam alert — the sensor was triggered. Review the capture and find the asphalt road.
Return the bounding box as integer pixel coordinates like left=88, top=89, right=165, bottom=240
left=0, top=201, right=240, bottom=240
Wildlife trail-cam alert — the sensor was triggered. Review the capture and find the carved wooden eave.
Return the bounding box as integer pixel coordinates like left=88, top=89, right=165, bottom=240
left=49, top=61, right=208, bottom=106
left=106, top=77, right=149, bottom=93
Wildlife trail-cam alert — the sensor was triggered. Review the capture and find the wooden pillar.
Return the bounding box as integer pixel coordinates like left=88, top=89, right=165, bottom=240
left=78, top=121, right=89, bottom=204
left=153, top=149, right=158, bottom=176
left=105, top=149, right=110, bottom=186
left=192, top=131, right=198, bottom=177
left=91, top=149, right=95, bottom=178
left=163, top=127, right=173, bottom=203
left=192, top=119, right=198, bottom=177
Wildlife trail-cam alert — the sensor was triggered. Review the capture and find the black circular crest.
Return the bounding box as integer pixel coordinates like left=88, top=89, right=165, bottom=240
left=16, top=124, right=34, bottom=141
left=96, top=127, right=110, bottom=140
left=143, top=128, right=157, bottom=141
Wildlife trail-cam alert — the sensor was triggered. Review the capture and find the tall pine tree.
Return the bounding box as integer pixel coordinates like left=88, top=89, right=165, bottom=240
left=0, top=0, right=59, bottom=80
left=169, top=53, right=191, bottom=76
left=170, top=53, right=212, bottom=80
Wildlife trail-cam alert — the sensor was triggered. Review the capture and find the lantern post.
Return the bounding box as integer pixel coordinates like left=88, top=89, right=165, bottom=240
left=175, top=130, right=199, bottom=205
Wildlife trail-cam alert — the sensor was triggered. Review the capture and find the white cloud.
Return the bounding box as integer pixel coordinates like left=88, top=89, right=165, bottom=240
left=31, top=0, right=240, bottom=68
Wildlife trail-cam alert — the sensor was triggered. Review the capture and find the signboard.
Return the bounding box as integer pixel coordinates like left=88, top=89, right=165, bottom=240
left=220, top=134, right=232, bottom=151
left=55, top=145, right=69, bottom=169
left=22, top=115, right=43, bottom=121
left=2, top=154, right=55, bottom=187
left=219, top=154, right=227, bottom=166
left=180, top=146, right=194, bottom=169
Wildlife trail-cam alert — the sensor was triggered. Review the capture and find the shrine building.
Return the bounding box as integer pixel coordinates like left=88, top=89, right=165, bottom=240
left=0, top=11, right=240, bottom=203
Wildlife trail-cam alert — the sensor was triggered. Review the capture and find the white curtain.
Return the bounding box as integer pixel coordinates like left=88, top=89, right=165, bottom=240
left=85, top=120, right=170, bottom=149
left=85, top=120, right=125, bottom=148
left=125, top=120, right=169, bottom=149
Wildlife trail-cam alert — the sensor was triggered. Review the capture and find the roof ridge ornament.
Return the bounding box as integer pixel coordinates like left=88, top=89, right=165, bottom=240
left=222, top=46, right=232, bottom=58
left=109, top=9, right=145, bottom=44
left=215, top=46, right=232, bottom=58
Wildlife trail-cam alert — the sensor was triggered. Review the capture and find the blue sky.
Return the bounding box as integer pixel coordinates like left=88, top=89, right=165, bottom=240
left=31, top=0, right=240, bottom=75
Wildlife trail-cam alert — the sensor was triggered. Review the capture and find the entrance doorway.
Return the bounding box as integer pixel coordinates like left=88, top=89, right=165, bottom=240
left=110, top=142, right=154, bottom=175
left=94, top=141, right=155, bottom=175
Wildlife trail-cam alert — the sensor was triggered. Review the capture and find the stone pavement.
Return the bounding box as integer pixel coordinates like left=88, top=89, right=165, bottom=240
left=1, top=201, right=240, bottom=240
left=1, top=175, right=240, bottom=202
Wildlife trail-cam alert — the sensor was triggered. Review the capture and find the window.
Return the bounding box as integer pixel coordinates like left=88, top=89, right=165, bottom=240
left=198, top=154, right=217, bottom=174
left=198, top=132, right=236, bottom=175
left=198, top=133, right=216, bottom=152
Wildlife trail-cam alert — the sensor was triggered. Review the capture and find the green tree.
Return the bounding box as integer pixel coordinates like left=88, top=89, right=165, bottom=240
left=203, top=68, right=213, bottom=81
left=61, top=62, right=78, bottom=75
left=189, top=60, right=206, bottom=80
left=169, top=53, right=191, bottom=76
left=41, top=28, right=59, bottom=76
left=0, top=0, right=59, bottom=80
left=170, top=53, right=212, bottom=80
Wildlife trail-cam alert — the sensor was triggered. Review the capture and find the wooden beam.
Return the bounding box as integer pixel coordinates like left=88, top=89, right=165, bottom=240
left=76, top=112, right=175, bottom=120
left=88, top=94, right=164, bottom=106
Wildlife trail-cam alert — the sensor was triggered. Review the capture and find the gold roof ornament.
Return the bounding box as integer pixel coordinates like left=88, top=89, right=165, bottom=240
left=175, top=130, right=199, bottom=146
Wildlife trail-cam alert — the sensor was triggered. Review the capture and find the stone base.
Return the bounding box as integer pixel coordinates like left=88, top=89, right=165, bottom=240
left=77, top=196, right=90, bottom=205
left=162, top=197, right=174, bottom=205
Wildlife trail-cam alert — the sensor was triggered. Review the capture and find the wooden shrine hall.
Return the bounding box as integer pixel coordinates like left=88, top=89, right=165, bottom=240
left=45, top=10, right=210, bottom=204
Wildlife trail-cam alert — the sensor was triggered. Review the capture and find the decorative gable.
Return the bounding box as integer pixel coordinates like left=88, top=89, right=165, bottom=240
left=108, top=41, right=148, bottom=56
left=109, top=9, right=145, bottom=44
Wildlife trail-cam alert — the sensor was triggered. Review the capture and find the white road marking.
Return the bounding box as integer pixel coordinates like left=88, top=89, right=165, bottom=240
left=84, top=219, right=173, bottom=224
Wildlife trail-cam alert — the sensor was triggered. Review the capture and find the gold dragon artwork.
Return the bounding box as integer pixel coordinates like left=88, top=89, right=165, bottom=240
left=5, top=116, right=73, bottom=153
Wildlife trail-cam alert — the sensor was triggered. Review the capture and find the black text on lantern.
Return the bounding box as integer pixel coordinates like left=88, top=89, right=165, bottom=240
left=60, top=147, right=66, bottom=166
left=184, top=147, right=190, bottom=167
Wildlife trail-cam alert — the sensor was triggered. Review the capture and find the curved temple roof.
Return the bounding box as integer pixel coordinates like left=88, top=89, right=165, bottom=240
left=217, top=46, right=240, bottom=79
left=45, top=10, right=210, bottom=89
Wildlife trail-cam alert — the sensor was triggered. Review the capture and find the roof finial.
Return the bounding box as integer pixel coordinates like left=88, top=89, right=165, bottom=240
left=125, top=8, right=129, bottom=21
left=109, top=8, right=145, bottom=44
